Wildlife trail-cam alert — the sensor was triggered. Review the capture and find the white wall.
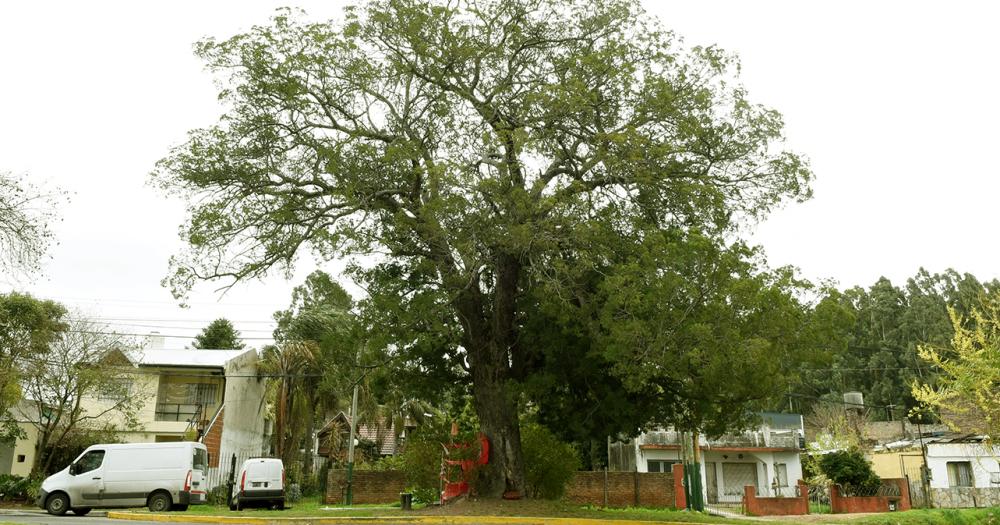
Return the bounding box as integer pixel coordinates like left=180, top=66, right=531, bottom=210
left=636, top=448, right=681, bottom=472
left=218, top=350, right=267, bottom=462
left=926, top=442, right=1000, bottom=489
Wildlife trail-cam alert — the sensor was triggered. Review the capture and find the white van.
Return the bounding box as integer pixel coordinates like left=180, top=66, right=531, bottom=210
left=229, top=458, right=284, bottom=510
left=38, top=442, right=209, bottom=515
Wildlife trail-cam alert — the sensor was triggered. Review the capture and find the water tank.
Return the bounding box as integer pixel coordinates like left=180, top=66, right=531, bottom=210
left=843, top=391, right=864, bottom=408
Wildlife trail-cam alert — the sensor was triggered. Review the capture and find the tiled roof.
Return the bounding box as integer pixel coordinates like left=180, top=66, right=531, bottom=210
left=319, top=413, right=404, bottom=456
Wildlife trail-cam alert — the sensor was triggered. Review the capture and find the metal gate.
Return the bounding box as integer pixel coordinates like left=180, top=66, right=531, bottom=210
left=702, top=462, right=759, bottom=516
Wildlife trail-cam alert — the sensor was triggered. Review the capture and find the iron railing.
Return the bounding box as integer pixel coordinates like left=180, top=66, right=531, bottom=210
left=638, top=429, right=802, bottom=449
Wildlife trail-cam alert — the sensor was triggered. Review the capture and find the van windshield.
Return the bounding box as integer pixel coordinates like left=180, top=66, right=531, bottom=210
left=193, top=448, right=208, bottom=472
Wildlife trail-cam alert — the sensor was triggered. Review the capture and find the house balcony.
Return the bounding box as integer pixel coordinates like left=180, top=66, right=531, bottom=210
left=638, top=428, right=803, bottom=451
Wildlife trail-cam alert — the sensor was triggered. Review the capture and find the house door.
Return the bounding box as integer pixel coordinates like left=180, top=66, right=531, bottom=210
left=706, top=462, right=718, bottom=504
left=721, top=463, right=758, bottom=503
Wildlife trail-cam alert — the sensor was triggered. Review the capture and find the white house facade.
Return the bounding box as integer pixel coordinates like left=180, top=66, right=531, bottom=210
left=634, top=412, right=805, bottom=504
left=925, top=435, right=1000, bottom=508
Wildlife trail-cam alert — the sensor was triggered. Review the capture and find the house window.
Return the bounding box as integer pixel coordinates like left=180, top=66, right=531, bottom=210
left=647, top=460, right=678, bottom=473
left=16, top=455, right=24, bottom=463
left=96, top=379, right=133, bottom=402
left=947, top=461, right=974, bottom=487
left=774, top=463, right=788, bottom=487
left=155, top=377, right=222, bottom=421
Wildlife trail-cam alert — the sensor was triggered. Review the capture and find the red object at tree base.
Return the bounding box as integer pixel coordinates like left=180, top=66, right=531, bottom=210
left=502, top=490, right=521, bottom=500
left=440, top=433, right=490, bottom=503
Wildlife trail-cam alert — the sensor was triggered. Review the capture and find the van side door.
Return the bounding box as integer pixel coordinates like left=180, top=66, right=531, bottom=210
left=67, top=449, right=106, bottom=506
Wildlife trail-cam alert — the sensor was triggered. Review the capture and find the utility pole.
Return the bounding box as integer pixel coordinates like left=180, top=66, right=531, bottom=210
left=917, top=417, right=933, bottom=508
left=345, top=345, right=363, bottom=506
left=345, top=378, right=359, bottom=505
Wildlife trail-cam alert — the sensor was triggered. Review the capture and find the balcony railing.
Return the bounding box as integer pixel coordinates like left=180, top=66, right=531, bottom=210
left=638, top=428, right=802, bottom=449
left=155, top=403, right=203, bottom=422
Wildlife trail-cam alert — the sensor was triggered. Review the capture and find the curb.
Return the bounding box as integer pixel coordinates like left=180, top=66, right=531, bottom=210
left=106, top=511, right=706, bottom=525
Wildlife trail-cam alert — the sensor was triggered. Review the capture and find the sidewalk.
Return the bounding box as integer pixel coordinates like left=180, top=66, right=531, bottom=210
left=107, top=512, right=729, bottom=525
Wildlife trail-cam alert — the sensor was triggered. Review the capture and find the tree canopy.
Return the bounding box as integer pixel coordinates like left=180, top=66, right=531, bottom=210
left=0, top=292, right=67, bottom=441
left=154, top=0, right=812, bottom=495
left=191, top=318, right=245, bottom=350
left=793, top=268, right=999, bottom=421
left=913, top=293, right=1000, bottom=437
left=0, top=172, right=62, bottom=278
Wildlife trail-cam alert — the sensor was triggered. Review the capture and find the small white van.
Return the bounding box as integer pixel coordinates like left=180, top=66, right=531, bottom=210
left=38, top=442, right=209, bottom=515
left=229, top=458, right=284, bottom=510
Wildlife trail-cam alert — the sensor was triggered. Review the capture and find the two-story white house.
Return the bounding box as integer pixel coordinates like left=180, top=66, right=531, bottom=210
left=631, top=412, right=805, bottom=504
left=119, top=348, right=269, bottom=468
left=0, top=344, right=268, bottom=485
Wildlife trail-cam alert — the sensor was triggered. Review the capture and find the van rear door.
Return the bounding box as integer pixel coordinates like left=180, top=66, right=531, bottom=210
left=190, top=446, right=208, bottom=503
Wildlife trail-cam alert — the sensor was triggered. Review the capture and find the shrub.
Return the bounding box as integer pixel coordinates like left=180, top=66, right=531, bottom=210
left=521, top=422, right=580, bottom=499
left=207, top=485, right=229, bottom=506
left=397, top=424, right=448, bottom=503
left=818, top=448, right=881, bottom=494
left=286, top=483, right=302, bottom=502
left=0, top=474, right=31, bottom=501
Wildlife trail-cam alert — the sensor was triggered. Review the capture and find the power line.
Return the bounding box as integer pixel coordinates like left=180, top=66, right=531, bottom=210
left=67, top=316, right=277, bottom=324
left=45, top=295, right=280, bottom=307
left=64, top=330, right=275, bottom=341
left=68, top=321, right=277, bottom=333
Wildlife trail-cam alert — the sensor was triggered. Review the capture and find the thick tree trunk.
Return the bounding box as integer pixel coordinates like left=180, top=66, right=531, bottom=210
left=458, top=254, right=526, bottom=498
left=469, top=345, right=525, bottom=497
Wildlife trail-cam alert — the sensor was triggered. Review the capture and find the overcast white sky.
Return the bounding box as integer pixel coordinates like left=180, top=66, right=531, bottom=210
left=1, top=1, right=997, bottom=349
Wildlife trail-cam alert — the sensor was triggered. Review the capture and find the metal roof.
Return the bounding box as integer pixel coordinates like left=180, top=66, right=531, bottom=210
left=136, top=348, right=254, bottom=368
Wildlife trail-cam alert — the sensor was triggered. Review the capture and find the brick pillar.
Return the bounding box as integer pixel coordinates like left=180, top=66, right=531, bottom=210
left=797, top=480, right=810, bottom=515
left=672, top=463, right=686, bottom=509
left=891, top=478, right=911, bottom=511
left=830, top=484, right=844, bottom=514
left=744, top=485, right=759, bottom=515
left=204, top=408, right=224, bottom=468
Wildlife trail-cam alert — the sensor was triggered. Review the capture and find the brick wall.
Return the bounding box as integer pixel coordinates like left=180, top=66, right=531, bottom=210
left=830, top=479, right=911, bottom=514
left=743, top=481, right=808, bottom=516
left=203, top=408, right=224, bottom=468
left=563, top=468, right=679, bottom=508
left=326, top=470, right=407, bottom=504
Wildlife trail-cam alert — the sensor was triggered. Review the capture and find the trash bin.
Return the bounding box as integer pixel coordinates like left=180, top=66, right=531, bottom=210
left=400, top=492, right=413, bottom=510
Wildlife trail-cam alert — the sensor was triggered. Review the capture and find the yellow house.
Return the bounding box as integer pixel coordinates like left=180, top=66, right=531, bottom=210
left=0, top=401, right=42, bottom=477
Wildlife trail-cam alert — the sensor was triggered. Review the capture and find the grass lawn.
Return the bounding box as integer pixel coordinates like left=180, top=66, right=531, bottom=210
left=152, top=496, right=744, bottom=523
left=806, top=507, right=1000, bottom=525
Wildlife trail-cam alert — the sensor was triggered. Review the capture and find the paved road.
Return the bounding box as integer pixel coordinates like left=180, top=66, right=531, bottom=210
left=0, top=509, right=174, bottom=525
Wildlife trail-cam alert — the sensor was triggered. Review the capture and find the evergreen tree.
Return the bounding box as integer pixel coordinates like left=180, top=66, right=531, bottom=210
left=191, top=318, right=244, bottom=350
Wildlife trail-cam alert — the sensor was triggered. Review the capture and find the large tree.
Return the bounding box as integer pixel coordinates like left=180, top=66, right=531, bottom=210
left=18, top=319, right=142, bottom=474
left=913, top=294, right=1000, bottom=437
left=0, top=293, right=66, bottom=441
left=154, top=0, right=811, bottom=495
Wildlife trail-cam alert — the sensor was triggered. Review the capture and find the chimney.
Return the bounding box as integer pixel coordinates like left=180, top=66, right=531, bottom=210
left=146, top=332, right=166, bottom=350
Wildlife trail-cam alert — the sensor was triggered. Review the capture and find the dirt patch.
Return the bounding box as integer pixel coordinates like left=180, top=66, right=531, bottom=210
left=762, top=513, right=882, bottom=523
left=417, top=497, right=585, bottom=516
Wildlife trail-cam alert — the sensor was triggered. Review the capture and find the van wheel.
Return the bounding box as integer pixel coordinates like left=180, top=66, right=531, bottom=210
left=45, top=493, right=70, bottom=516
left=72, top=508, right=92, bottom=516
left=148, top=491, right=172, bottom=512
